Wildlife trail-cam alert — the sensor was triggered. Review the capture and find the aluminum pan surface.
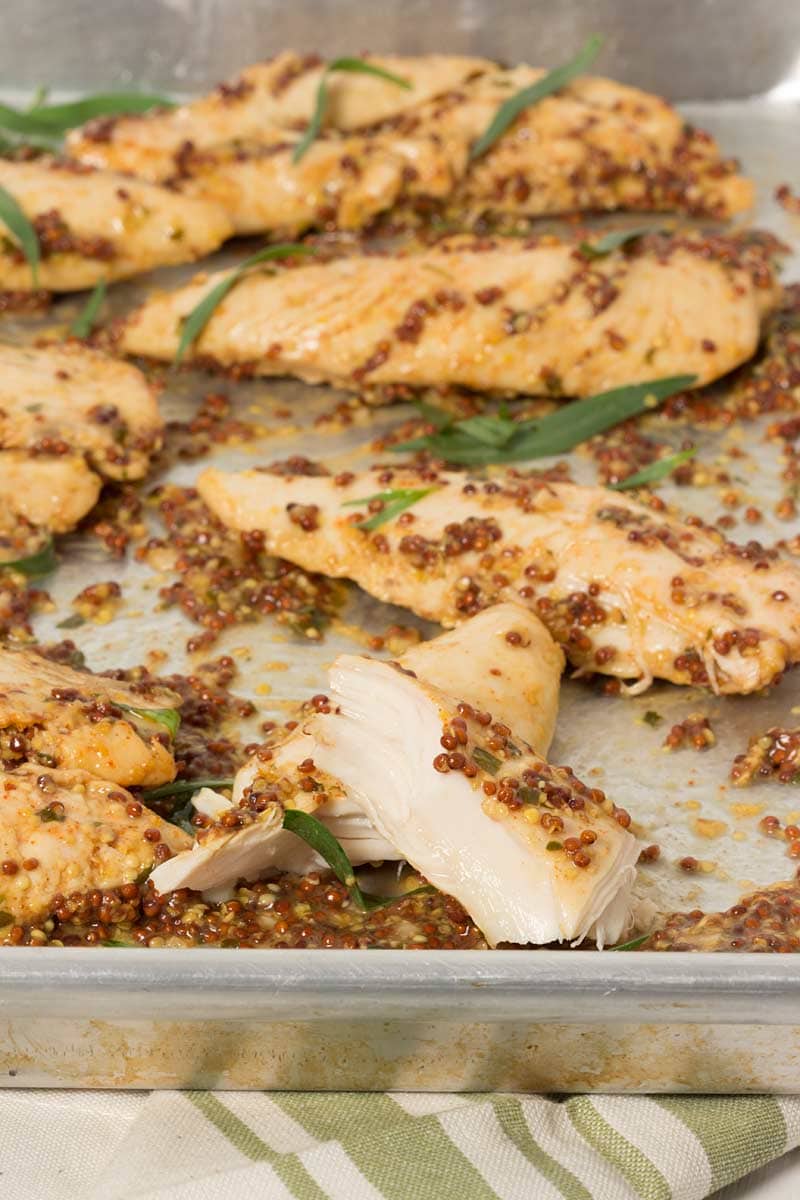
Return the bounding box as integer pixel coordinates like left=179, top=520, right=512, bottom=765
left=3, top=0, right=800, bottom=100
left=1, top=69, right=800, bottom=1003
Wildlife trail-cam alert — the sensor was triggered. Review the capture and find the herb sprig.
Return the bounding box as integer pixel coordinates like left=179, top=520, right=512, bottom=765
left=0, top=90, right=174, bottom=148
left=609, top=933, right=650, bottom=951
left=392, top=376, right=696, bottom=466
left=174, top=242, right=315, bottom=365
left=0, top=540, right=57, bottom=577
left=579, top=226, right=665, bottom=259
left=69, top=279, right=107, bottom=338
left=117, top=704, right=181, bottom=740
left=343, top=487, right=436, bottom=530
left=283, top=808, right=433, bottom=912
left=610, top=447, right=697, bottom=491
left=141, top=777, right=234, bottom=803
left=0, top=183, right=40, bottom=285
left=293, top=59, right=412, bottom=164
left=470, top=35, right=603, bottom=160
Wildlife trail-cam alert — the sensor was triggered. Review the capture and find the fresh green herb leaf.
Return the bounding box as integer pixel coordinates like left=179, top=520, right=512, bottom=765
left=518, top=786, right=540, bottom=805
left=343, top=487, right=436, bottom=530
left=392, top=376, right=696, bottom=466
left=283, top=808, right=434, bottom=912
left=609, top=447, right=697, bottom=491
left=174, top=242, right=315, bottom=365
left=411, top=397, right=455, bottom=431
left=56, top=613, right=86, bottom=630
left=117, top=704, right=181, bottom=740
left=26, top=86, right=49, bottom=112
left=101, top=939, right=132, bottom=947
left=293, top=59, right=412, bottom=163
left=643, top=710, right=663, bottom=728
left=69, top=279, right=106, bottom=338
left=472, top=747, right=502, bottom=775
left=470, top=35, right=603, bottom=160
left=609, top=933, right=650, bottom=951
left=0, top=92, right=174, bottom=140
left=0, top=540, right=57, bottom=578
left=0, top=182, right=40, bottom=285
left=579, top=226, right=665, bottom=259
left=23, top=92, right=174, bottom=131
left=140, top=777, right=234, bottom=803
left=37, top=804, right=66, bottom=823
left=545, top=840, right=563, bottom=851
left=168, top=797, right=198, bottom=836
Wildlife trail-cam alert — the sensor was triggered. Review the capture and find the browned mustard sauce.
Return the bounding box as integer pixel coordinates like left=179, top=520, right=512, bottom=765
left=732, top=727, right=800, bottom=786
left=646, top=878, right=800, bottom=952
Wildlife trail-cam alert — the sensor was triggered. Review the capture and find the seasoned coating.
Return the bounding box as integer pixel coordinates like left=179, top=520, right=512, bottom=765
left=0, top=158, right=233, bottom=292
left=0, top=648, right=180, bottom=787
left=0, top=765, right=189, bottom=926
left=171, top=132, right=463, bottom=236
left=0, top=342, right=162, bottom=482
left=0, top=451, right=101, bottom=538
left=119, top=233, right=778, bottom=396
left=66, top=52, right=489, bottom=180
left=200, top=464, right=800, bottom=696
left=67, top=53, right=752, bottom=226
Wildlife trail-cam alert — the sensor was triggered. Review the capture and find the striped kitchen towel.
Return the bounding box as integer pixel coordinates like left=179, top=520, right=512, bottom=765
left=4, top=1089, right=799, bottom=1199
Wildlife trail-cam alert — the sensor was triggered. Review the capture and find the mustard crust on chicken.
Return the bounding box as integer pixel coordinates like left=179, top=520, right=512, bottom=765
left=199, top=463, right=800, bottom=696
left=119, top=233, right=778, bottom=397
left=0, top=648, right=180, bottom=787
left=0, top=157, right=233, bottom=292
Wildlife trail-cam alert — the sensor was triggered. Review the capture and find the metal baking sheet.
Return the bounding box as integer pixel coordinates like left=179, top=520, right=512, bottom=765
left=1, top=0, right=800, bottom=1091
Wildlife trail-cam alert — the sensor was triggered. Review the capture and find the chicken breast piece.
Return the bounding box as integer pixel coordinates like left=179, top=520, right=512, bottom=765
left=151, top=603, right=566, bottom=895
left=66, top=52, right=490, bottom=180
left=312, top=654, right=640, bottom=946
left=171, top=132, right=464, bottom=236
left=0, top=342, right=162, bottom=482
left=120, top=233, right=778, bottom=396
left=67, top=53, right=751, bottom=225
left=0, top=158, right=233, bottom=292
left=155, top=649, right=638, bottom=947
left=200, top=464, right=800, bottom=696
left=0, top=451, right=101, bottom=538
left=0, top=648, right=180, bottom=787
left=0, top=765, right=190, bottom=926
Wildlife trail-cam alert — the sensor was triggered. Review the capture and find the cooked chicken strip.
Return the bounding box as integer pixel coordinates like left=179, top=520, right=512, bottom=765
left=200, top=464, right=800, bottom=695
left=0, top=158, right=233, bottom=292
left=311, top=654, right=639, bottom=946
left=0, top=648, right=180, bottom=787
left=171, top=132, right=463, bottom=236
left=120, top=233, right=778, bottom=396
left=155, top=649, right=638, bottom=947
left=0, top=451, right=101, bottom=538
left=66, top=52, right=489, bottom=180
left=67, top=53, right=751, bottom=224
left=0, top=342, right=162, bottom=481
left=152, top=604, right=565, bottom=894
left=0, top=765, right=189, bottom=926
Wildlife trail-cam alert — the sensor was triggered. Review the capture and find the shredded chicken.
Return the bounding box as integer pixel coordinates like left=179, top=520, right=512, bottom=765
left=0, top=648, right=180, bottom=787
left=151, top=604, right=565, bottom=894
left=199, top=463, right=800, bottom=695
left=0, top=157, right=233, bottom=291
left=119, top=232, right=778, bottom=396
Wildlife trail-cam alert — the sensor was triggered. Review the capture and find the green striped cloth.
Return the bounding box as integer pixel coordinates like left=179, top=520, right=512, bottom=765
left=9, top=1089, right=798, bottom=1199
